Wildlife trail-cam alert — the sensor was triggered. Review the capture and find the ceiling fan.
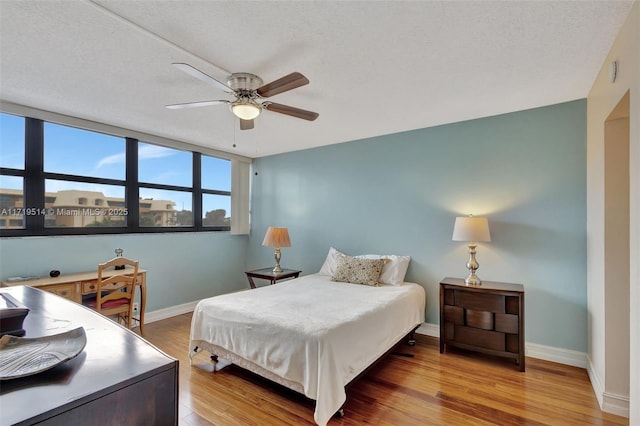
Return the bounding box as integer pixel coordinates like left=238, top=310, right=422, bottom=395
left=166, top=63, right=319, bottom=130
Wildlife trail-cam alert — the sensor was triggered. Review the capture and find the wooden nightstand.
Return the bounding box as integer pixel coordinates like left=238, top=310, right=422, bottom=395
left=439, top=277, right=525, bottom=371
left=245, top=268, right=301, bottom=289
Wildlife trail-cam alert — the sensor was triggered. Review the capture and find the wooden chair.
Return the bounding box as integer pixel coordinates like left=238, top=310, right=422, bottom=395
left=85, top=257, right=139, bottom=330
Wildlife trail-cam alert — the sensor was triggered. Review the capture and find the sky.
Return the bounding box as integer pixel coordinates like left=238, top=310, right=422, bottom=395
left=0, top=113, right=231, bottom=216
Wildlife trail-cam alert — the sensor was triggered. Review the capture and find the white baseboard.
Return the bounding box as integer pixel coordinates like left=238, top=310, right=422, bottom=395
left=144, top=300, right=199, bottom=324
left=587, top=357, right=605, bottom=407
left=416, top=322, right=439, bottom=337
left=602, top=392, right=630, bottom=418
left=587, top=356, right=630, bottom=418
left=416, top=322, right=587, bottom=368
left=525, top=341, right=587, bottom=368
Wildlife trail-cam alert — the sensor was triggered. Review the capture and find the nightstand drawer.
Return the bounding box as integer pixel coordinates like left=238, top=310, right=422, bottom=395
left=495, top=313, right=519, bottom=334
left=466, top=309, right=494, bottom=330
left=444, top=305, right=463, bottom=325
left=454, top=325, right=505, bottom=352
left=455, top=290, right=505, bottom=313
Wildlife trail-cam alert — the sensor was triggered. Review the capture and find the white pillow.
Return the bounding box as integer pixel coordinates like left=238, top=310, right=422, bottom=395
left=318, top=247, right=344, bottom=276
left=318, top=247, right=410, bottom=285
left=358, top=254, right=411, bottom=286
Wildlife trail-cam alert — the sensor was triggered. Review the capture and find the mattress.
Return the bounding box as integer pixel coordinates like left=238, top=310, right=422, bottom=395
left=189, top=273, right=426, bottom=425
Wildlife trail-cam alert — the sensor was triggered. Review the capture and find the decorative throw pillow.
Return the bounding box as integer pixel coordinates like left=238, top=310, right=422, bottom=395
left=330, top=255, right=386, bottom=286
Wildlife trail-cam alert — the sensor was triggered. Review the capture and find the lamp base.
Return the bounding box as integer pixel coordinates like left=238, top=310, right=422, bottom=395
left=465, top=242, right=482, bottom=286
left=272, top=247, right=283, bottom=274
left=464, top=273, right=482, bottom=286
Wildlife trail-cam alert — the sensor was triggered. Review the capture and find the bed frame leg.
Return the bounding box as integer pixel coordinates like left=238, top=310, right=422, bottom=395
left=407, top=330, right=416, bottom=346
left=334, top=408, right=345, bottom=418
left=210, top=354, right=218, bottom=373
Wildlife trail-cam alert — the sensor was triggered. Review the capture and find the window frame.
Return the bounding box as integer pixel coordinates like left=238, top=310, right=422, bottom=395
left=0, top=114, right=237, bottom=237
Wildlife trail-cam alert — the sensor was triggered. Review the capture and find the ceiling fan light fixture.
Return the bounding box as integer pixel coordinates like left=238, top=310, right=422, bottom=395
left=230, top=100, right=261, bottom=120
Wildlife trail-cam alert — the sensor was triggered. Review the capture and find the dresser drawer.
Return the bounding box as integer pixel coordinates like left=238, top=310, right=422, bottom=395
left=81, top=271, right=142, bottom=293
left=82, top=281, right=99, bottom=294
left=42, top=283, right=77, bottom=301
left=82, top=280, right=127, bottom=293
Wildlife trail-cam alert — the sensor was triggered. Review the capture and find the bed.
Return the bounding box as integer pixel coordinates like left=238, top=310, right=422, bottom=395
left=189, top=250, right=426, bottom=426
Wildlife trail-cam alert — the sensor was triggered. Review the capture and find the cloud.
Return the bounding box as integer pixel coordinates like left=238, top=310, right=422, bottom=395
left=95, top=144, right=175, bottom=169
left=96, top=152, right=125, bottom=169
left=139, top=144, right=176, bottom=160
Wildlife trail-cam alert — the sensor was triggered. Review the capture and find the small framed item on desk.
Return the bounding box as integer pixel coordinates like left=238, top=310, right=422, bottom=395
left=245, top=268, right=301, bottom=289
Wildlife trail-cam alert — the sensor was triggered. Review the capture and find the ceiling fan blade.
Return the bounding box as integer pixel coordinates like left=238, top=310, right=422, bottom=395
left=172, top=63, right=233, bottom=93
left=165, top=100, right=229, bottom=109
left=240, top=119, right=254, bottom=130
left=257, top=72, right=310, bottom=98
left=263, top=102, right=319, bottom=121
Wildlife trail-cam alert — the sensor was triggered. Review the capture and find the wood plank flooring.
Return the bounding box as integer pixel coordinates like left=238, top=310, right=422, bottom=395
left=143, top=313, right=627, bottom=426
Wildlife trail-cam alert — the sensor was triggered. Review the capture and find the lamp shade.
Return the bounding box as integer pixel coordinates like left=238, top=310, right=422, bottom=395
left=452, top=216, right=491, bottom=242
left=262, top=227, right=291, bottom=248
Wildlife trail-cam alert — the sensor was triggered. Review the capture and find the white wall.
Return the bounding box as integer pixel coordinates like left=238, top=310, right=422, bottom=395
left=586, top=1, right=639, bottom=420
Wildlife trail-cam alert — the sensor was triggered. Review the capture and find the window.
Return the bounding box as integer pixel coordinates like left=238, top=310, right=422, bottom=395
left=0, top=176, right=25, bottom=229
left=201, top=155, right=231, bottom=228
left=139, top=188, right=188, bottom=227
left=138, top=142, right=191, bottom=186
left=138, top=143, right=193, bottom=228
left=44, top=123, right=125, bottom=180
left=44, top=180, right=126, bottom=228
left=0, top=112, right=240, bottom=236
left=0, top=114, right=25, bottom=229
left=0, top=113, right=25, bottom=169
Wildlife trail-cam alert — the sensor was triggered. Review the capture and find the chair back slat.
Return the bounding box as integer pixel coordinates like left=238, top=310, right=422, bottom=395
left=92, top=257, right=140, bottom=329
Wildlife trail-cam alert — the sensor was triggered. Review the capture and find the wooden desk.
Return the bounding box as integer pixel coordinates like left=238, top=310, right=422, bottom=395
left=0, top=285, right=178, bottom=425
left=2, top=268, right=147, bottom=335
left=245, top=268, right=301, bottom=289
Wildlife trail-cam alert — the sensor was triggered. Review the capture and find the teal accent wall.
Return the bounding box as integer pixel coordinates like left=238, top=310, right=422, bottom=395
left=248, top=100, right=587, bottom=351
left=0, top=232, right=248, bottom=311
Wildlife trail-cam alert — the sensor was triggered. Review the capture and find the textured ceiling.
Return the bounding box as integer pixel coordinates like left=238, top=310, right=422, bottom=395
left=0, top=0, right=634, bottom=158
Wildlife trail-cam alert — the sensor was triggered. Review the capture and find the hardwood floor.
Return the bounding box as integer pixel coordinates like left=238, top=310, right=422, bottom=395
left=143, top=313, right=627, bottom=426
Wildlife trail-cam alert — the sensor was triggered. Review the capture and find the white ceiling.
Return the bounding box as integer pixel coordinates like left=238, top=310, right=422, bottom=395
left=0, top=1, right=634, bottom=159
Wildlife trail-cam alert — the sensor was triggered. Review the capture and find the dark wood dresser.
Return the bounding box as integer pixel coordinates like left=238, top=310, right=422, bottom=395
left=0, top=285, right=178, bottom=425
left=439, top=277, right=525, bottom=371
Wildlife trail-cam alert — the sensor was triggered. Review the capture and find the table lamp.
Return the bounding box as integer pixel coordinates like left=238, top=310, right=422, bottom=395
left=262, top=227, right=291, bottom=273
left=452, top=215, right=491, bottom=285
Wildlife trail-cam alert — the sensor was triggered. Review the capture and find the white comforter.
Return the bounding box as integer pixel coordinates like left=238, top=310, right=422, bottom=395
left=189, top=273, right=426, bottom=425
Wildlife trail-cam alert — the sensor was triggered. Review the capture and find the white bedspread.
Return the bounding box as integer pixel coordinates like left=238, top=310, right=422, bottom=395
left=189, top=273, right=426, bottom=426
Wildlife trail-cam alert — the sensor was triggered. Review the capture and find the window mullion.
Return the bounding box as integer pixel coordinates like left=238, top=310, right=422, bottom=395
left=24, top=118, right=44, bottom=232
left=126, top=138, right=139, bottom=231
left=193, top=152, right=202, bottom=230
